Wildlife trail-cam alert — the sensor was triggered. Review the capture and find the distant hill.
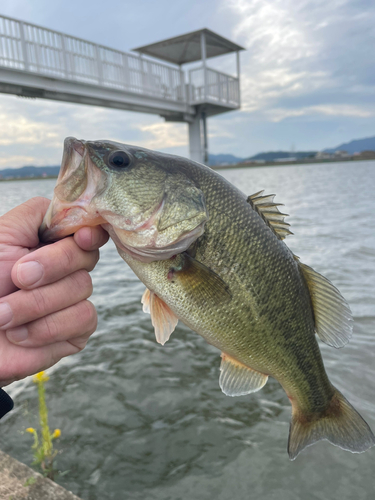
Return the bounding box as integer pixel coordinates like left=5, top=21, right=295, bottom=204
left=0, top=165, right=60, bottom=179
left=2, top=135, right=375, bottom=177
left=209, top=153, right=244, bottom=166
left=324, top=136, right=375, bottom=154
left=247, top=151, right=316, bottom=162
left=209, top=151, right=317, bottom=165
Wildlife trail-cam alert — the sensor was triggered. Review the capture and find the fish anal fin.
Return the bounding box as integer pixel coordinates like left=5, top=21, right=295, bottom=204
left=141, top=288, right=178, bottom=345
left=247, top=190, right=293, bottom=240
left=299, top=262, right=353, bottom=348
left=219, top=353, right=268, bottom=397
left=288, top=387, right=375, bottom=460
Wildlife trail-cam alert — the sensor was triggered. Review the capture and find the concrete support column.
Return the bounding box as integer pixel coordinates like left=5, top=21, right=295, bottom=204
left=188, top=113, right=203, bottom=164
left=200, top=31, right=207, bottom=101
left=236, top=50, right=241, bottom=107
left=201, top=110, right=208, bottom=164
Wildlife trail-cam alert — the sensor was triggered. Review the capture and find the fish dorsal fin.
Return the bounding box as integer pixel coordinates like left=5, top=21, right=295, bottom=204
left=141, top=288, right=179, bottom=345
left=219, top=353, right=268, bottom=397
left=247, top=190, right=293, bottom=240
left=298, top=262, right=353, bottom=348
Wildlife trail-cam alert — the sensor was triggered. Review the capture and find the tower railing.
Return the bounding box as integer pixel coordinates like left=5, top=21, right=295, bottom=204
left=1, top=15, right=241, bottom=113
left=0, top=14, right=185, bottom=102
left=189, top=66, right=240, bottom=107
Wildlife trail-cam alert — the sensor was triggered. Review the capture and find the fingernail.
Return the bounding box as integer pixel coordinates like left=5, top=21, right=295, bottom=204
left=17, top=261, right=44, bottom=287
left=90, top=228, right=100, bottom=248
left=0, top=302, right=13, bottom=328
left=6, top=326, right=28, bottom=344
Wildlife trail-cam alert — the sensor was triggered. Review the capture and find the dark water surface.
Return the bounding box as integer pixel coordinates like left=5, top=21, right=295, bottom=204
left=1, top=161, right=374, bottom=500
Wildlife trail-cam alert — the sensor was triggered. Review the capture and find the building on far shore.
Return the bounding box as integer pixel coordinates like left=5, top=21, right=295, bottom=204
left=315, top=150, right=349, bottom=159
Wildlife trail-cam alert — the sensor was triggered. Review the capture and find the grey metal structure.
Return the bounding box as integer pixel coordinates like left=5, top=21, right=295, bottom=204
left=0, top=16, right=244, bottom=163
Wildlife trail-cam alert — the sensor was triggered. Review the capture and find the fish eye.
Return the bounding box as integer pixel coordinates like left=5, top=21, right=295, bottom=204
left=108, top=151, right=131, bottom=169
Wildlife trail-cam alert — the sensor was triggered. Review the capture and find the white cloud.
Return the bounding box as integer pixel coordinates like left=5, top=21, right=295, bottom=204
left=226, top=0, right=375, bottom=125
left=0, top=113, right=61, bottom=146
left=0, top=155, right=35, bottom=167
left=226, top=0, right=322, bottom=112
left=135, top=122, right=188, bottom=150
left=0, top=0, right=374, bottom=163
left=134, top=120, right=235, bottom=151
left=267, top=104, right=375, bottom=122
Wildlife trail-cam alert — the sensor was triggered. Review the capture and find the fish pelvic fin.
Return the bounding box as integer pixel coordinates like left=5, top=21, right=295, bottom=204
left=141, top=288, right=178, bottom=345
left=288, top=386, right=375, bottom=460
left=298, top=261, right=353, bottom=348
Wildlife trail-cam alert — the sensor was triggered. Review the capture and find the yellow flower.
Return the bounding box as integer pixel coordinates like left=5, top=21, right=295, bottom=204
left=52, top=429, right=61, bottom=439
left=26, top=427, right=36, bottom=434
left=32, top=371, right=50, bottom=383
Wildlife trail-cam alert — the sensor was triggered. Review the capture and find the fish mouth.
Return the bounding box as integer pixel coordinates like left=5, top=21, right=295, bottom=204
left=39, top=202, right=105, bottom=242
left=39, top=136, right=208, bottom=261
left=39, top=137, right=107, bottom=242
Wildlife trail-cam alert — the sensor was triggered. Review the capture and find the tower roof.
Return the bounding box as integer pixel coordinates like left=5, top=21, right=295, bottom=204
left=132, top=28, right=245, bottom=65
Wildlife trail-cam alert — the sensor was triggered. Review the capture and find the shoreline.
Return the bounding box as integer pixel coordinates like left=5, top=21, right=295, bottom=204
left=0, top=175, right=58, bottom=182
left=213, top=155, right=375, bottom=170
left=0, top=157, right=374, bottom=181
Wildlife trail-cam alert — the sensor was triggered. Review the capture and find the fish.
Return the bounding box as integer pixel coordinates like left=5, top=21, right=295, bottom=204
left=39, top=137, right=375, bottom=460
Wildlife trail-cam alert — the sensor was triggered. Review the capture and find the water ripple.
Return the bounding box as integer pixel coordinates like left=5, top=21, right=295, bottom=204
left=1, top=161, right=375, bottom=500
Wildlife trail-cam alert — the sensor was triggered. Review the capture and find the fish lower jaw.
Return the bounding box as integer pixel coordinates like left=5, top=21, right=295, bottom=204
left=40, top=205, right=89, bottom=241
left=105, top=222, right=205, bottom=264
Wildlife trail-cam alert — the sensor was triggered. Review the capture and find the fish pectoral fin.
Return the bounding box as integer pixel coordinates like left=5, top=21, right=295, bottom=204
left=219, top=353, right=268, bottom=397
left=141, top=288, right=178, bottom=346
left=247, top=190, right=293, bottom=240
left=141, top=288, right=151, bottom=313
left=169, top=253, right=232, bottom=306
left=298, top=262, right=353, bottom=348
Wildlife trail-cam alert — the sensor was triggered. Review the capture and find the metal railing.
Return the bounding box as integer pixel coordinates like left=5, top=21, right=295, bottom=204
left=0, top=15, right=240, bottom=110
left=189, top=67, right=240, bottom=107
left=0, top=15, right=185, bottom=102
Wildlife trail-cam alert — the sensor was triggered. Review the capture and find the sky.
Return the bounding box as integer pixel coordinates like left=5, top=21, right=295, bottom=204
left=0, top=0, right=375, bottom=167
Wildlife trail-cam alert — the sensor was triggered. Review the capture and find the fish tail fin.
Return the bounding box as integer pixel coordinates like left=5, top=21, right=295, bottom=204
left=288, top=387, right=375, bottom=460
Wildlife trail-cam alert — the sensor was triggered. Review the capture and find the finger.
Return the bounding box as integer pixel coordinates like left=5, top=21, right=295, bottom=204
left=0, top=336, right=84, bottom=387
left=0, top=197, right=51, bottom=248
left=5, top=300, right=97, bottom=349
left=74, top=226, right=109, bottom=252
left=11, top=236, right=99, bottom=290
left=0, top=270, right=93, bottom=331
left=0, top=197, right=52, bottom=298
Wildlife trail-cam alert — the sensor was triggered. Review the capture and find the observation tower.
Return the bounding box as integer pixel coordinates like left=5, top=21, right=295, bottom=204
left=0, top=16, right=244, bottom=163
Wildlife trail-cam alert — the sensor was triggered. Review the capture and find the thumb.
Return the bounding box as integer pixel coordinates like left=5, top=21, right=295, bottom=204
left=0, top=197, right=51, bottom=248
left=0, top=197, right=52, bottom=297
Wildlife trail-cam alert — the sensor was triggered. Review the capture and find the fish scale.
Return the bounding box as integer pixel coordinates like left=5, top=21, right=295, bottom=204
left=39, top=137, right=375, bottom=460
left=123, top=164, right=330, bottom=408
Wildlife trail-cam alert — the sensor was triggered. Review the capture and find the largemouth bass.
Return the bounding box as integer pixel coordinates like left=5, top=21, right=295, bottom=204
left=39, top=137, right=375, bottom=459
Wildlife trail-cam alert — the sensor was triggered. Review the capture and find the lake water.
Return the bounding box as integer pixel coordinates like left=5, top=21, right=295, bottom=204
left=0, top=161, right=375, bottom=500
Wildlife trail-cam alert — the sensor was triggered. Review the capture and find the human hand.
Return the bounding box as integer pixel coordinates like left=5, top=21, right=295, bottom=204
left=0, top=197, right=108, bottom=388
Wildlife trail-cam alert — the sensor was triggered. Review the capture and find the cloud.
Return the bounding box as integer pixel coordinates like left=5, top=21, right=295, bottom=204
left=226, top=0, right=321, bottom=112
left=136, top=122, right=188, bottom=150
left=0, top=95, right=190, bottom=167
left=134, top=119, right=236, bottom=151
left=0, top=113, right=61, bottom=146
left=0, top=0, right=375, bottom=163
left=0, top=155, right=35, bottom=167
left=267, top=104, right=375, bottom=122
left=226, top=0, right=375, bottom=121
